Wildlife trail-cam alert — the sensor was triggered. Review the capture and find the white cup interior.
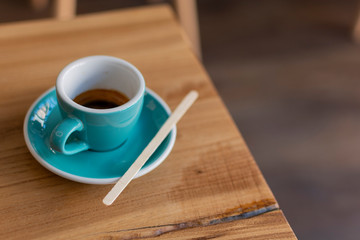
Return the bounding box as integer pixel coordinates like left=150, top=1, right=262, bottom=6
left=57, top=56, right=145, bottom=112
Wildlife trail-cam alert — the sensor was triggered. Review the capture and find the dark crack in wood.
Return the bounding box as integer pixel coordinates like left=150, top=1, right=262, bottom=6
left=90, top=199, right=279, bottom=240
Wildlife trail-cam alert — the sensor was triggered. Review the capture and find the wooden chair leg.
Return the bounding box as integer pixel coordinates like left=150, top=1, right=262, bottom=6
left=54, top=0, right=77, bottom=20
left=354, top=11, right=360, bottom=42
left=175, top=0, right=202, bottom=60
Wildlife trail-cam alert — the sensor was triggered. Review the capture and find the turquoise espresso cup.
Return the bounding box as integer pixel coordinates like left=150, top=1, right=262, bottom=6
left=50, top=56, right=145, bottom=155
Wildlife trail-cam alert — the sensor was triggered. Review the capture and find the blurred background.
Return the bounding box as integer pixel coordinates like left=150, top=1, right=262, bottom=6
left=1, top=0, right=360, bottom=239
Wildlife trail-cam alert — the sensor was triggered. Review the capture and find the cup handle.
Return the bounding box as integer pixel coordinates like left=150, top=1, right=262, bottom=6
left=50, top=117, right=89, bottom=155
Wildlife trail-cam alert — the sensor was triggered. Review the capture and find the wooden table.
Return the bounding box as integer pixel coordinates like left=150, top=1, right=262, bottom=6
left=0, top=5, right=297, bottom=239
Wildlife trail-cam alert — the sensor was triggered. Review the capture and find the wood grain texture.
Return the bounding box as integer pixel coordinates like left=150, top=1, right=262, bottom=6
left=0, top=5, right=296, bottom=239
left=87, top=210, right=294, bottom=240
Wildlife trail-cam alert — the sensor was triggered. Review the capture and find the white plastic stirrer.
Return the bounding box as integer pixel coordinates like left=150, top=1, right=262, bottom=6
left=103, top=90, right=199, bottom=206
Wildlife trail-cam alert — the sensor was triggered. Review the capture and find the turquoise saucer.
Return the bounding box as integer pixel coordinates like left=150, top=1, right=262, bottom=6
left=23, top=88, right=176, bottom=184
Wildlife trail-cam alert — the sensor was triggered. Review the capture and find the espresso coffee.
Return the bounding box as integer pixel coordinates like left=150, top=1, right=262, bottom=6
left=73, top=89, right=130, bottom=109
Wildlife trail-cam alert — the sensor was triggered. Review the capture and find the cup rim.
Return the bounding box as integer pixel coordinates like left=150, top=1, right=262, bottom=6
left=56, top=55, right=145, bottom=114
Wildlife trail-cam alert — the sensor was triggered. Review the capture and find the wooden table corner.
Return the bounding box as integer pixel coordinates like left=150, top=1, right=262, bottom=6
left=0, top=4, right=297, bottom=239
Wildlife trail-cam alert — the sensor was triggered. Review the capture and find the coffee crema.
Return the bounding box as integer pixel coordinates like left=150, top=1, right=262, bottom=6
left=73, top=89, right=130, bottom=109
